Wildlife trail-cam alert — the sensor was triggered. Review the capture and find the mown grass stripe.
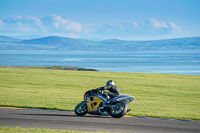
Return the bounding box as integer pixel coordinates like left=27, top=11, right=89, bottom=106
left=0, top=67, right=199, bottom=121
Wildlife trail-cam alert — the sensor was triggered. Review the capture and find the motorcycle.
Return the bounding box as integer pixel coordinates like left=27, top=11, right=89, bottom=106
left=75, top=89, right=134, bottom=118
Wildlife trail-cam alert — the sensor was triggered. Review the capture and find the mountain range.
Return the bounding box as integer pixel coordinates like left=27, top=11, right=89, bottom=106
left=0, top=36, right=200, bottom=51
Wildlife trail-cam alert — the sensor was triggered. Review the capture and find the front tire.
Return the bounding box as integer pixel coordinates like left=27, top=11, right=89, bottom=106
left=75, top=101, right=88, bottom=116
left=110, top=102, right=127, bottom=118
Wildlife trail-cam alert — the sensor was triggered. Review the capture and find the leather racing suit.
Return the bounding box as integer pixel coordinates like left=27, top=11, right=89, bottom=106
left=98, top=85, right=120, bottom=99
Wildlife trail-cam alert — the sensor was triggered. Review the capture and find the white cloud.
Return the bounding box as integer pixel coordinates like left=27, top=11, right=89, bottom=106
left=16, top=22, right=32, bottom=32
left=4, top=16, right=43, bottom=28
left=143, top=18, right=181, bottom=33
left=132, top=22, right=138, bottom=28
left=92, top=18, right=182, bottom=40
left=108, top=22, right=138, bottom=31
left=0, top=15, right=82, bottom=32
left=168, top=22, right=176, bottom=28
left=168, top=22, right=181, bottom=33
left=0, top=15, right=83, bottom=39
left=120, top=22, right=138, bottom=30
left=100, top=18, right=179, bottom=35
left=118, top=18, right=179, bottom=33
left=145, top=18, right=168, bottom=28
left=0, top=19, right=5, bottom=27
left=0, top=16, right=45, bottom=33
left=13, top=16, right=23, bottom=21
left=25, top=16, right=43, bottom=27
left=0, top=16, right=181, bottom=40
left=50, top=15, right=65, bottom=28
left=47, top=14, right=82, bottom=32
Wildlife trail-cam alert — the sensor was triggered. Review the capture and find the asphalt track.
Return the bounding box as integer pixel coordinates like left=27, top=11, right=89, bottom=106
left=0, top=108, right=200, bottom=133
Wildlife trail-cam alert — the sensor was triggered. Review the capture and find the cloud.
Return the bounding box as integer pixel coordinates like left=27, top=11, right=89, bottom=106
left=26, top=16, right=43, bottom=27
left=144, top=18, right=168, bottom=28
left=97, top=18, right=181, bottom=38
left=3, top=16, right=43, bottom=28
left=115, top=22, right=138, bottom=30
left=168, top=21, right=181, bottom=33
left=85, top=18, right=182, bottom=40
left=99, top=18, right=180, bottom=33
left=44, top=14, right=82, bottom=32
left=103, top=22, right=138, bottom=32
left=0, top=16, right=181, bottom=40
left=42, top=14, right=82, bottom=32
left=0, top=19, right=5, bottom=27
left=0, top=16, right=44, bottom=33
left=0, top=15, right=82, bottom=34
left=143, top=18, right=181, bottom=34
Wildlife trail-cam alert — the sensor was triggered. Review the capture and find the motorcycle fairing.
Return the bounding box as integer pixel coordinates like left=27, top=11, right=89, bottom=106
left=112, top=95, right=134, bottom=104
left=86, top=96, right=102, bottom=112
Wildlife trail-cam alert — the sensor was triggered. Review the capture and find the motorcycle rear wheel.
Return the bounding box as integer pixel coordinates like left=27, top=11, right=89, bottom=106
left=75, top=101, right=88, bottom=116
left=110, top=102, right=127, bottom=118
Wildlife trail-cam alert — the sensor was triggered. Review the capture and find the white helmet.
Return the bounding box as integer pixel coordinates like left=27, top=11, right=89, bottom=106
left=106, top=80, right=115, bottom=86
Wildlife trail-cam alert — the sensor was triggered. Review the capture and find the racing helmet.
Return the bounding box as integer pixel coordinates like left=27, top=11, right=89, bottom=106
left=106, top=80, right=115, bottom=86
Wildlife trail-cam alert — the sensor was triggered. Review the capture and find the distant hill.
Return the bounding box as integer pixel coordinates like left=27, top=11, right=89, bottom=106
left=0, top=36, right=22, bottom=42
left=0, top=35, right=199, bottom=51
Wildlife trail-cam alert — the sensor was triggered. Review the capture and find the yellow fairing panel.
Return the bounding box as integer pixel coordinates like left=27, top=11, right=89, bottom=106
left=87, top=96, right=102, bottom=112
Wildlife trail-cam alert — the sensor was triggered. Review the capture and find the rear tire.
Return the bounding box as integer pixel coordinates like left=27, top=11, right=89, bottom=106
left=110, top=102, right=127, bottom=118
left=75, top=101, right=88, bottom=116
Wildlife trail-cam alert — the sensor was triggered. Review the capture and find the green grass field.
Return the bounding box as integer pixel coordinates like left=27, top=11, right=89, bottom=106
left=0, top=67, right=200, bottom=121
left=0, top=127, right=113, bottom=133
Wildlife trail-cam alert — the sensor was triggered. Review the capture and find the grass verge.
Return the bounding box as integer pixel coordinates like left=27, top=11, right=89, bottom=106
left=0, top=67, right=200, bottom=121
left=0, top=127, right=112, bottom=133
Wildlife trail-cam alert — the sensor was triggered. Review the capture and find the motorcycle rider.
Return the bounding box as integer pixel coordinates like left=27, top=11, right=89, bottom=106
left=96, top=80, right=120, bottom=103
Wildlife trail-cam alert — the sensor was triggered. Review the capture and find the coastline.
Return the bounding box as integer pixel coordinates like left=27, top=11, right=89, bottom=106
left=0, top=66, right=98, bottom=71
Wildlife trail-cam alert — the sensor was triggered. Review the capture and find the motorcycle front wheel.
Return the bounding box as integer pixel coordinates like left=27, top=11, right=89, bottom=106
left=75, top=101, right=88, bottom=116
left=110, top=102, right=127, bottom=118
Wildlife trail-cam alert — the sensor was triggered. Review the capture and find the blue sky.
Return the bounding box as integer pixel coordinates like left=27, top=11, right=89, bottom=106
left=0, top=0, right=200, bottom=40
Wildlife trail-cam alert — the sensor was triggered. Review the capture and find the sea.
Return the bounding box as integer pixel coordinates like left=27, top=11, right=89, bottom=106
left=0, top=51, right=200, bottom=75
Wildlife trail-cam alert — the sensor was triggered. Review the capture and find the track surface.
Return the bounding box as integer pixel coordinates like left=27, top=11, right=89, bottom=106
left=0, top=108, right=200, bottom=133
